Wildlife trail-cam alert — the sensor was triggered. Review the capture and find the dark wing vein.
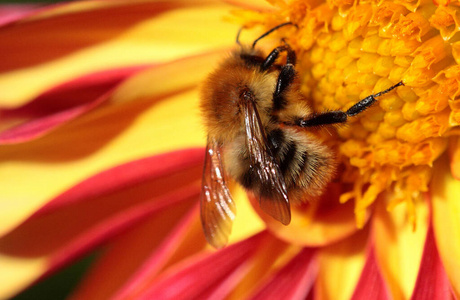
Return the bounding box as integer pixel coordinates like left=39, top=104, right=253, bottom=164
left=243, top=93, right=291, bottom=225
left=200, top=138, right=236, bottom=248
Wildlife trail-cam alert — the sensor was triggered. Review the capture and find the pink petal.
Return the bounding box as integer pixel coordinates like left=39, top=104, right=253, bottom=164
left=223, top=0, right=275, bottom=10
left=411, top=223, right=453, bottom=300
left=431, top=155, right=460, bottom=297
left=34, top=148, right=204, bottom=216
left=31, top=148, right=204, bottom=218
left=136, top=232, right=270, bottom=300
left=372, top=193, right=429, bottom=299
left=0, top=66, right=148, bottom=144
left=351, top=247, right=391, bottom=300
left=314, top=227, right=369, bottom=300
left=0, top=1, right=205, bottom=74
left=0, top=4, right=40, bottom=26
left=109, top=207, right=205, bottom=300
left=198, top=262, right=255, bottom=299
left=47, top=184, right=200, bottom=276
left=69, top=203, right=206, bottom=300
left=249, top=248, right=317, bottom=300
left=0, top=149, right=204, bottom=292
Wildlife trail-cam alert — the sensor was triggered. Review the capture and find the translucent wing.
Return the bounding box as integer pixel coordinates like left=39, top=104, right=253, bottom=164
left=200, top=138, right=236, bottom=248
left=242, top=90, right=291, bottom=225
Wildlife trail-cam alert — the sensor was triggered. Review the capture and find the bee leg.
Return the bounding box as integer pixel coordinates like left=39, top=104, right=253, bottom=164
left=297, top=81, right=404, bottom=127
left=261, top=44, right=296, bottom=70
left=264, top=44, right=298, bottom=111
left=273, top=64, right=296, bottom=111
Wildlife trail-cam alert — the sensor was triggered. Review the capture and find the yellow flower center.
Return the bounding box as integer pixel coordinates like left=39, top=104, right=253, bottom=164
left=239, top=0, right=459, bottom=231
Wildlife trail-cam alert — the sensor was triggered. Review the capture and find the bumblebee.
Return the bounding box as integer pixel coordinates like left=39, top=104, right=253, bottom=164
left=200, top=22, right=403, bottom=248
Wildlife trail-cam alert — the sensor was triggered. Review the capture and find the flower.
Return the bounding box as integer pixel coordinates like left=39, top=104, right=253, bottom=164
left=0, top=0, right=459, bottom=299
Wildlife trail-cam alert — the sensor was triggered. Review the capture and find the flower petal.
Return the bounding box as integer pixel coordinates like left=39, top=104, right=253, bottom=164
left=316, top=227, right=368, bottom=300
left=449, top=136, right=460, bottom=180
left=431, top=154, right=460, bottom=298
left=223, top=0, right=274, bottom=10
left=372, top=193, right=429, bottom=300
left=351, top=247, right=391, bottom=300
left=0, top=0, right=237, bottom=108
left=133, top=232, right=270, bottom=299
left=249, top=248, right=316, bottom=300
left=0, top=52, right=221, bottom=236
left=0, top=66, right=147, bottom=144
left=252, top=183, right=363, bottom=247
left=0, top=149, right=203, bottom=299
left=411, top=222, right=453, bottom=300
left=68, top=201, right=204, bottom=300
left=0, top=4, right=39, bottom=26
left=108, top=207, right=206, bottom=300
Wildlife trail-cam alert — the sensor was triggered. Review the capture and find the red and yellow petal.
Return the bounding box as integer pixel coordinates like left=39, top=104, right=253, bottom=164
left=113, top=232, right=275, bottom=299
left=351, top=247, right=391, bottom=300
left=372, top=193, right=429, bottom=300
left=0, top=52, right=223, bottom=237
left=316, top=228, right=369, bottom=300
left=411, top=223, right=453, bottom=299
left=0, top=0, right=237, bottom=108
left=69, top=197, right=204, bottom=300
left=0, top=66, right=148, bottom=143
left=253, top=183, right=364, bottom=247
left=0, top=4, right=39, bottom=26
left=431, top=154, right=460, bottom=298
left=248, top=248, right=316, bottom=299
left=0, top=149, right=204, bottom=298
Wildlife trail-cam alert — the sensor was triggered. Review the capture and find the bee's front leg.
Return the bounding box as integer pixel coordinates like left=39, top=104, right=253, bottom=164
left=295, top=81, right=404, bottom=128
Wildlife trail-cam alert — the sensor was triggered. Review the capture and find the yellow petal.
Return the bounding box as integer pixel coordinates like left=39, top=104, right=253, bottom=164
left=251, top=184, right=364, bottom=247
left=0, top=256, right=46, bottom=298
left=449, top=136, right=460, bottom=180
left=315, top=227, right=368, bottom=300
left=372, top=193, right=429, bottom=300
left=0, top=0, right=237, bottom=108
left=229, top=185, right=266, bottom=246
left=431, top=154, right=460, bottom=298
left=0, top=52, right=222, bottom=236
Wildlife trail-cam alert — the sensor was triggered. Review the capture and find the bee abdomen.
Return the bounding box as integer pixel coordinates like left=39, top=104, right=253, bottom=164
left=268, top=128, right=336, bottom=202
left=226, top=128, right=335, bottom=203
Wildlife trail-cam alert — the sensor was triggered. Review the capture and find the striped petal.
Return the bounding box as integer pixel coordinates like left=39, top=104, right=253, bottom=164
left=411, top=222, right=453, bottom=299
left=0, top=66, right=148, bottom=143
left=0, top=4, right=39, bottom=26
left=0, top=149, right=203, bottom=299
left=351, top=246, right=391, bottom=300
left=252, top=183, right=363, bottom=247
left=372, top=193, right=429, bottom=300
left=431, top=154, right=460, bottom=298
left=128, top=232, right=271, bottom=299
left=0, top=52, right=222, bottom=236
left=0, top=0, right=237, bottom=108
left=316, top=227, right=369, bottom=300
left=249, top=248, right=316, bottom=300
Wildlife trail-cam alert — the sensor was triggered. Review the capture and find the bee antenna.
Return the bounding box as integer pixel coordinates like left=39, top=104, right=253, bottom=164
left=236, top=26, right=244, bottom=46
left=252, top=22, right=297, bottom=48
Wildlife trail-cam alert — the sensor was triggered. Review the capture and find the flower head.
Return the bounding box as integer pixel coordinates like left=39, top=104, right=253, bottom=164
left=0, top=0, right=459, bottom=299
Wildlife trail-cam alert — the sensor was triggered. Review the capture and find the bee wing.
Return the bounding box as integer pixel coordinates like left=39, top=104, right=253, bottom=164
left=200, top=138, right=236, bottom=248
left=242, top=92, right=291, bottom=225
